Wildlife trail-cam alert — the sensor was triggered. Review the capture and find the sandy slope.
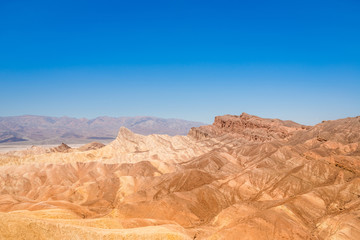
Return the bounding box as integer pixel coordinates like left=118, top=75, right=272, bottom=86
left=0, top=113, right=360, bottom=239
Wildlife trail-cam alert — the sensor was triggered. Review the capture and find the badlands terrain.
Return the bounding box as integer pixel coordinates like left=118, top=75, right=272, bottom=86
left=0, top=113, right=360, bottom=239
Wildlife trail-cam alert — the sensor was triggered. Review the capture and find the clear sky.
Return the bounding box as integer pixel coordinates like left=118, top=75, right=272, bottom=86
left=0, top=0, right=359, bottom=125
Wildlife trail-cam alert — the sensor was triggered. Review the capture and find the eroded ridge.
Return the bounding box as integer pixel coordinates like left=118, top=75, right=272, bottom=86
left=1, top=113, right=360, bottom=239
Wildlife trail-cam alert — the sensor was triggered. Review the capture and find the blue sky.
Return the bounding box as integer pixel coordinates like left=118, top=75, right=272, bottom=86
left=0, top=0, right=359, bottom=124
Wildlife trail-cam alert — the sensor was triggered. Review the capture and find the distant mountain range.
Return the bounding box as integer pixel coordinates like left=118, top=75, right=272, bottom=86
left=0, top=115, right=205, bottom=144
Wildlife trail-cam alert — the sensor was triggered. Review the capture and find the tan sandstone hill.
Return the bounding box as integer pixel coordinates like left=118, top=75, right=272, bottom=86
left=0, top=113, right=360, bottom=239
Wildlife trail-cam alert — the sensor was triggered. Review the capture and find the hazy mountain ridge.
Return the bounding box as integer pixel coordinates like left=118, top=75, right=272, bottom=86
left=0, top=115, right=205, bottom=144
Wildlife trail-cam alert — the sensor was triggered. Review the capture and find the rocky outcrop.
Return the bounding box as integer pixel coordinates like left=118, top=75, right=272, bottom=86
left=189, top=112, right=309, bottom=142
left=0, top=114, right=360, bottom=239
left=50, top=143, right=71, bottom=152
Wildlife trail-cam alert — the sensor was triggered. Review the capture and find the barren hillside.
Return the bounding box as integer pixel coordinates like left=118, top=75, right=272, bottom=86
left=0, top=113, right=359, bottom=239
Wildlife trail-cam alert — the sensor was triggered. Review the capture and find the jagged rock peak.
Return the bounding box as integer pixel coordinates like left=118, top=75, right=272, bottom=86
left=51, top=143, right=71, bottom=152
left=117, top=126, right=136, bottom=138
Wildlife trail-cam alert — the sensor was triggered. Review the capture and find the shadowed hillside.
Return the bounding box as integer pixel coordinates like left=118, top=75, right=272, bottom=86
left=0, top=113, right=359, bottom=239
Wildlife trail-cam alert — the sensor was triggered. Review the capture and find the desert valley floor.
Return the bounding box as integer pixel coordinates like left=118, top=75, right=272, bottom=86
left=0, top=113, right=360, bottom=239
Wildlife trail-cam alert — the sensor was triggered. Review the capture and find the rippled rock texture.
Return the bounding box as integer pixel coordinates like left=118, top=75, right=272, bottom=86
left=0, top=113, right=360, bottom=239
